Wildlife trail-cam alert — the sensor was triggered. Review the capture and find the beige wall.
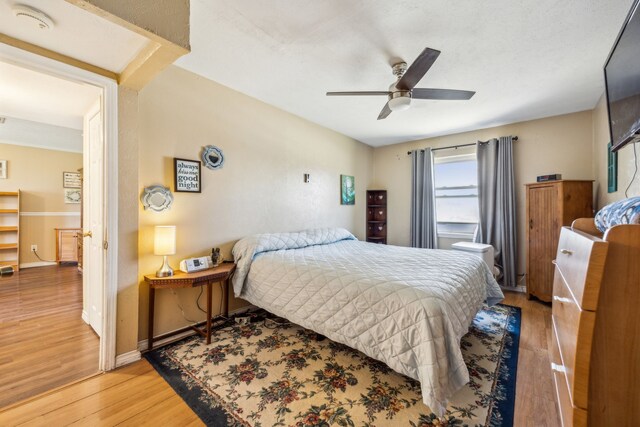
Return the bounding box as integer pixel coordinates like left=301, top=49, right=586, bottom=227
left=0, top=142, right=82, bottom=265
left=371, top=111, right=595, bottom=278
left=592, top=95, right=640, bottom=208
left=75, top=0, right=190, bottom=50
left=136, top=66, right=373, bottom=341
left=111, top=81, right=640, bottom=358
left=115, top=86, right=140, bottom=355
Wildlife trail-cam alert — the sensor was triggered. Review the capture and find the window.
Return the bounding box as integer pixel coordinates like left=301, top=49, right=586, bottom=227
left=433, top=153, right=478, bottom=238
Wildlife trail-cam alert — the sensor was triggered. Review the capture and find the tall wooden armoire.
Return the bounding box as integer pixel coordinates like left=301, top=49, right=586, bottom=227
left=526, top=180, right=593, bottom=302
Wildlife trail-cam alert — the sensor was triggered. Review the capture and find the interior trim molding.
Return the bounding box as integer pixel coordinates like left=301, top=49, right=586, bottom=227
left=0, top=32, right=117, bottom=80
left=115, top=349, right=141, bottom=368
left=0, top=42, right=120, bottom=373
left=19, top=261, right=57, bottom=269
left=20, top=212, right=81, bottom=217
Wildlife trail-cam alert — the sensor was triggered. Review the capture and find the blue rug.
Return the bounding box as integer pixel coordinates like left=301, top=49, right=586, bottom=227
left=146, top=304, right=521, bottom=427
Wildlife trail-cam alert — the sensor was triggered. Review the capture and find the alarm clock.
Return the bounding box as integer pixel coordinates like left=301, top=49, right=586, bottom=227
left=179, top=256, right=213, bottom=273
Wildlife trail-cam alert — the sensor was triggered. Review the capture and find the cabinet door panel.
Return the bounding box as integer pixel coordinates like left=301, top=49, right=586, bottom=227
left=528, top=185, right=557, bottom=301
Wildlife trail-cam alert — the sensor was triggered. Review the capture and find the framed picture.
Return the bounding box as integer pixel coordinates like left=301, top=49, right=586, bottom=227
left=607, top=142, right=618, bottom=193
left=0, top=160, right=6, bottom=179
left=340, top=174, right=355, bottom=205
left=63, top=171, right=82, bottom=188
left=64, top=189, right=81, bottom=204
left=174, top=158, right=201, bottom=193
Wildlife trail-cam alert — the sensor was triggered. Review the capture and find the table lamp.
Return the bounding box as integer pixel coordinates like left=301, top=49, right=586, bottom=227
left=154, top=225, right=176, bottom=277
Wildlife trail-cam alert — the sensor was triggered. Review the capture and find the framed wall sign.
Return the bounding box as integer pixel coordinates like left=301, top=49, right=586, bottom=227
left=174, top=158, right=201, bottom=193
left=64, top=189, right=81, bottom=204
left=63, top=171, right=82, bottom=188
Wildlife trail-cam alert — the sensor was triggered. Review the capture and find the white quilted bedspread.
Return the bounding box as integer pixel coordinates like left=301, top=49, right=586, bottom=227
left=232, top=228, right=503, bottom=414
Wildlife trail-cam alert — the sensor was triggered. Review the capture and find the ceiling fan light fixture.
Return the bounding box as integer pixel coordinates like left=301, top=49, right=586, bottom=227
left=388, top=95, right=411, bottom=112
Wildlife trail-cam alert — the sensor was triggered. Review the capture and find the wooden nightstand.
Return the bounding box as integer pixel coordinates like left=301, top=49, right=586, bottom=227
left=55, top=228, right=81, bottom=264
left=144, top=262, right=236, bottom=351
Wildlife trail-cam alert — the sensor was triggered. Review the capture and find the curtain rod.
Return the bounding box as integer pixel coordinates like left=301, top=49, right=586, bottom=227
left=407, top=136, right=519, bottom=155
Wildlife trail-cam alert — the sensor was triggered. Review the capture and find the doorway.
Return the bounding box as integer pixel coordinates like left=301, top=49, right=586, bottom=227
left=0, top=43, right=118, bottom=407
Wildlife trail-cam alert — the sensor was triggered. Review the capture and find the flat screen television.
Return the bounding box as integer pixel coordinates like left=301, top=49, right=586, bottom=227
left=605, top=0, right=640, bottom=152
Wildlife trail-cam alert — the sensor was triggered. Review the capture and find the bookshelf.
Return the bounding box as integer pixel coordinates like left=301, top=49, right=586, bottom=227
left=0, top=191, right=20, bottom=271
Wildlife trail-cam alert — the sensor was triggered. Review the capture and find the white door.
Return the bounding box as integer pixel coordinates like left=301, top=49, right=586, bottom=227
left=83, top=100, right=104, bottom=337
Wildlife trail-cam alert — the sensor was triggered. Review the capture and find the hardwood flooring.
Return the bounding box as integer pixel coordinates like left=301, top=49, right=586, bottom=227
left=0, top=359, right=201, bottom=427
left=0, top=291, right=558, bottom=426
left=504, top=292, right=560, bottom=427
left=0, top=265, right=100, bottom=408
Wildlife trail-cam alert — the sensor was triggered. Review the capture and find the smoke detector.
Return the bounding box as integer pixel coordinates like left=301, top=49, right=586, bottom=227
left=12, top=4, right=55, bottom=30
left=0, top=117, right=5, bottom=124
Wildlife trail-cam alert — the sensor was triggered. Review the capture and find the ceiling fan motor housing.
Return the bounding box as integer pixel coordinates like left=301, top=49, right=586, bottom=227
left=388, top=81, right=411, bottom=111
left=392, top=62, right=407, bottom=78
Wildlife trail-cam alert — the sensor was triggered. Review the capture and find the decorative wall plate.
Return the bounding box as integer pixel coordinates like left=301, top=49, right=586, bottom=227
left=141, top=185, right=174, bottom=212
left=201, top=145, right=224, bottom=170
left=64, top=189, right=81, bottom=204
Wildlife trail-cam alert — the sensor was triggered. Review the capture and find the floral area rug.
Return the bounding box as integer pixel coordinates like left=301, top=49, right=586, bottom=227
left=145, top=304, right=520, bottom=427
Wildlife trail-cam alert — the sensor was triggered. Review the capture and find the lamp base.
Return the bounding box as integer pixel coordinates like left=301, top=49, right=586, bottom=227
left=156, top=255, right=174, bottom=277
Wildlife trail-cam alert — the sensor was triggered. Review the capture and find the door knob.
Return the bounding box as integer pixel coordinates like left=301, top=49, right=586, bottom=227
left=82, top=231, right=93, bottom=238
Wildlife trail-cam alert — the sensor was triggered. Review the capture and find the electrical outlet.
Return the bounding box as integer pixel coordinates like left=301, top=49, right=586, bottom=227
left=31, top=244, right=37, bottom=252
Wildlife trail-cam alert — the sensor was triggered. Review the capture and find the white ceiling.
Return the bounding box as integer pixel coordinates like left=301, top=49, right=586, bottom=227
left=177, top=0, right=636, bottom=146
left=0, top=59, right=100, bottom=129
left=0, top=0, right=148, bottom=73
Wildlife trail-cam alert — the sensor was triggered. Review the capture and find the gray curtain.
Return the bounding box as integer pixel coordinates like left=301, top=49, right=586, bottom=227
left=410, top=148, right=438, bottom=249
left=475, top=136, right=518, bottom=287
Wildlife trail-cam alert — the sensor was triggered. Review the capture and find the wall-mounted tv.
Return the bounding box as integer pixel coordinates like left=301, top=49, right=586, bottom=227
left=605, top=0, right=640, bottom=152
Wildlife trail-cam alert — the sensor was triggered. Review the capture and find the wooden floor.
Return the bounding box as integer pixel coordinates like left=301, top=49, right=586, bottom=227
left=0, top=291, right=558, bottom=426
left=507, top=292, right=559, bottom=427
left=0, top=265, right=100, bottom=408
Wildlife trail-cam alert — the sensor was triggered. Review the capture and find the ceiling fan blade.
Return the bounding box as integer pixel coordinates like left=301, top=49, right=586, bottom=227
left=377, top=102, right=392, bottom=120
left=396, top=48, right=441, bottom=91
left=412, top=88, right=475, bottom=100
left=326, top=91, right=390, bottom=96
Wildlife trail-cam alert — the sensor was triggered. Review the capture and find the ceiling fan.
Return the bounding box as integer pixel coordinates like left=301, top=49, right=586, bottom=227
left=326, top=47, right=475, bottom=120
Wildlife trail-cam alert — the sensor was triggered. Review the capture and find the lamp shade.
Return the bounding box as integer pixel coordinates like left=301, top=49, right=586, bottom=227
left=154, top=225, right=176, bottom=256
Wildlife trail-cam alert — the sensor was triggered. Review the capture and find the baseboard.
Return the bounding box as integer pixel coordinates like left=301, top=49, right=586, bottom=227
left=138, top=330, right=196, bottom=353
left=138, top=305, right=256, bottom=352
left=19, top=261, right=57, bottom=269
left=81, top=310, right=88, bottom=323
left=501, top=285, right=526, bottom=293
left=115, top=349, right=141, bottom=368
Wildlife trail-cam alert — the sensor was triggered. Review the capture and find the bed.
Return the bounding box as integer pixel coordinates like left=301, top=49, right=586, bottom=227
left=232, top=227, right=503, bottom=414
